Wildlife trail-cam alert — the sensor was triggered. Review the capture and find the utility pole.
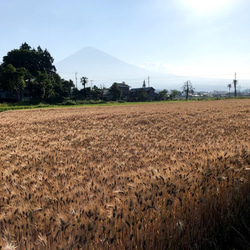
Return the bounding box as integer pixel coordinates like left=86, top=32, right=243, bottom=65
left=148, top=76, right=150, bottom=87
left=233, top=72, right=237, bottom=97
left=75, top=72, right=78, bottom=89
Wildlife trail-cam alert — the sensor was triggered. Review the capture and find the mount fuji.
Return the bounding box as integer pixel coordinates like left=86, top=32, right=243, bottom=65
left=55, top=47, right=160, bottom=88
left=55, top=47, right=247, bottom=91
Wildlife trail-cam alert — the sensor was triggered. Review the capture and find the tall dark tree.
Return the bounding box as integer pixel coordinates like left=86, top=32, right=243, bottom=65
left=33, top=71, right=55, bottom=101
left=49, top=73, right=64, bottom=103
left=91, top=85, right=102, bottom=100
left=0, top=43, right=60, bottom=102
left=20, top=42, right=31, bottom=50
left=182, top=81, right=194, bottom=100
left=2, top=43, right=56, bottom=76
left=0, top=64, right=27, bottom=101
left=71, top=87, right=78, bottom=100
left=80, top=76, right=88, bottom=98
left=110, top=82, right=121, bottom=101
left=81, top=76, right=88, bottom=90
left=61, top=79, right=74, bottom=99
left=159, top=89, right=168, bottom=100
left=227, top=83, right=232, bottom=98
left=169, top=89, right=181, bottom=100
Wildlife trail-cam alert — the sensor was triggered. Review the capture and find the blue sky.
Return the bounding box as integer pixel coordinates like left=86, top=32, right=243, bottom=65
left=1, top=0, right=250, bottom=84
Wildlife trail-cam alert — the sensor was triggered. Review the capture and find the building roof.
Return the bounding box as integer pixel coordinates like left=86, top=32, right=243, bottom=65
left=130, top=87, right=155, bottom=92
left=117, top=83, right=130, bottom=88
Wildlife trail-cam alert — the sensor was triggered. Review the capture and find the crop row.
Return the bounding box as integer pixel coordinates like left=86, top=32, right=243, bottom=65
left=0, top=100, right=249, bottom=249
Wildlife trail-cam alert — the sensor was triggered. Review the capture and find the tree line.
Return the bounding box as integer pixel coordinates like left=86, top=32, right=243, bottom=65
left=0, top=43, right=132, bottom=103
left=0, top=43, right=195, bottom=104
left=0, top=43, right=78, bottom=103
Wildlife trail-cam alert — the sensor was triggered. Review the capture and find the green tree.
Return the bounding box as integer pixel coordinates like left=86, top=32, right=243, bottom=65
left=20, top=42, right=31, bottom=50
left=159, top=89, right=168, bottom=100
left=15, top=67, right=28, bottom=101
left=169, top=89, right=180, bottom=100
left=72, top=87, right=80, bottom=101
left=2, top=43, right=56, bottom=76
left=110, top=82, right=121, bottom=101
left=79, top=87, right=91, bottom=100
left=227, top=83, right=232, bottom=98
left=91, top=85, right=102, bottom=100
left=81, top=76, right=88, bottom=90
left=0, top=64, right=27, bottom=101
left=182, top=81, right=194, bottom=100
left=61, top=79, right=74, bottom=99
left=1, top=43, right=58, bottom=102
left=49, top=73, right=64, bottom=103
left=31, top=71, right=52, bottom=101
left=80, top=76, right=88, bottom=99
left=37, top=46, right=56, bottom=74
left=233, top=76, right=237, bottom=97
left=137, top=89, right=148, bottom=101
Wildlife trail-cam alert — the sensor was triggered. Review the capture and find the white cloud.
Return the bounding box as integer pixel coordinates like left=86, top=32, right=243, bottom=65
left=139, top=61, right=174, bottom=74
left=139, top=61, right=250, bottom=81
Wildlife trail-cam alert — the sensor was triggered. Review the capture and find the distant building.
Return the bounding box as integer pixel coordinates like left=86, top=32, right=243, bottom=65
left=239, top=89, right=250, bottom=96
left=0, top=88, right=30, bottom=102
left=130, top=87, right=158, bottom=101
left=102, top=84, right=158, bottom=102
left=102, top=88, right=112, bottom=101
left=116, top=82, right=130, bottom=100
left=103, top=82, right=130, bottom=101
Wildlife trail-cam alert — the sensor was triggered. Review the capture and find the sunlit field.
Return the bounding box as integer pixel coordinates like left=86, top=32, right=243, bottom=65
left=0, top=100, right=249, bottom=249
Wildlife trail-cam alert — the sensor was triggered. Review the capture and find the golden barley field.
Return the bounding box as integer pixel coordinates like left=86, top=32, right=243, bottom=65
left=0, top=100, right=249, bottom=249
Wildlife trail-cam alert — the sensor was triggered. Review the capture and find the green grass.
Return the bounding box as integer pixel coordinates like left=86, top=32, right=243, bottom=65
left=0, top=99, right=162, bottom=112
left=1, top=96, right=249, bottom=112
left=0, top=102, right=57, bottom=112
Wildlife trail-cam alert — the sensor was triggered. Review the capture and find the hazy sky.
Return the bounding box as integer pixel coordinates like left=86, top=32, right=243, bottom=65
left=1, top=0, right=250, bottom=82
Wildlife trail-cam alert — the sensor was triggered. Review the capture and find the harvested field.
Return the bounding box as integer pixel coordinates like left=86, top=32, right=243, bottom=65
left=0, top=99, right=250, bottom=249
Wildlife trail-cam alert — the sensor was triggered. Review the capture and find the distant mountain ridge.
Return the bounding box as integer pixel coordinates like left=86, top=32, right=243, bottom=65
left=55, top=47, right=249, bottom=91
left=55, top=47, right=157, bottom=87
